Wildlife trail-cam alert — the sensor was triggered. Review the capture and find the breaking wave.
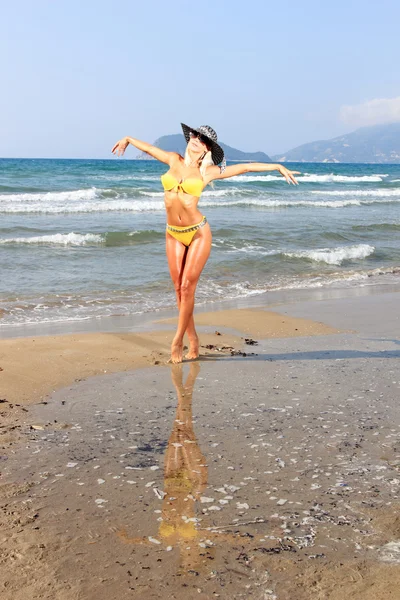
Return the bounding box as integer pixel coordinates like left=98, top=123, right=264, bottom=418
left=231, top=173, right=388, bottom=183
left=283, top=244, right=375, bottom=265
left=313, top=189, right=400, bottom=197
left=0, top=233, right=103, bottom=246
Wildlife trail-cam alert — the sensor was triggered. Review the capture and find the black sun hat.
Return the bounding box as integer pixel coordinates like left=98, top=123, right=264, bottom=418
left=181, top=123, right=226, bottom=172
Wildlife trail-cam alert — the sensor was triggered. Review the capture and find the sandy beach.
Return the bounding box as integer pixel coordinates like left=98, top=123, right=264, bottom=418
left=1, top=288, right=400, bottom=599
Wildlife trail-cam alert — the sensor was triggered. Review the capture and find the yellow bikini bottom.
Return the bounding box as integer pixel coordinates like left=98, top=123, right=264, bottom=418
left=166, top=216, right=207, bottom=247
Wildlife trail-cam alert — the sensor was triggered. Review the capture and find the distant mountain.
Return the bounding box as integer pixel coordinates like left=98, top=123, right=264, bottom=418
left=271, top=123, right=400, bottom=163
left=138, top=133, right=272, bottom=162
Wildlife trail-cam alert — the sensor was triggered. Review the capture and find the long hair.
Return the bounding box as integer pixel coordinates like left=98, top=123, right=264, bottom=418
left=184, top=147, right=214, bottom=178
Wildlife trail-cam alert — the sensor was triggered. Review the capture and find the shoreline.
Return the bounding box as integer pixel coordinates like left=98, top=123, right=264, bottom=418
left=0, top=307, right=339, bottom=407
left=1, top=279, right=399, bottom=410
left=1, top=275, right=399, bottom=341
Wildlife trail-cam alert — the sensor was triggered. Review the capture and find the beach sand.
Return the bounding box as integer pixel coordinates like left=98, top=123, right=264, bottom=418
left=0, top=308, right=337, bottom=406
left=1, top=293, right=399, bottom=599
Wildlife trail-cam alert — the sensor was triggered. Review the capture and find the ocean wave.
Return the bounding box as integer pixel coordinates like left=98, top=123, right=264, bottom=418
left=202, top=197, right=400, bottom=208
left=138, top=191, right=165, bottom=197
left=230, top=173, right=387, bottom=183
left=270, top=265, right=400, bottom=292
left=92, top=174, right=160, bottom=181
left=283, top=244, right=375, bottom=265
left=0, top=233, right=104, bottom=246
left=0, top=186, right=167, bottom=213
left=0, top=196, right=165, bottom=214
left=2, top=181, right=399, bottom=216
left=211, top=240, right=276, bottom=255
left=215, top=241, right=377, bottom=263
left=299, top=174, right=386, bottom=183
left=0, top=229, right=165, bottom=246
left=352, top=222, right=400, bottom=232
left=2, top=194, right=400, bottom=213
left=230, top=175, right=284, bottom=182
left=139, top=188, right=238, bottom=197
left=0, top=188, right=99, bottom=203
left=206, top=199, right=365, bottom=208
left=313, top=189, right=400, bottom=197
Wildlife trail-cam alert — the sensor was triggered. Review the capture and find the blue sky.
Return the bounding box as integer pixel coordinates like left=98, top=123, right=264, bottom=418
left=1, top=0, right=399, bottom=158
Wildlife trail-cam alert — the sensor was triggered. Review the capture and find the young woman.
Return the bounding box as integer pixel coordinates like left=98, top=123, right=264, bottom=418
left=112, top=123, right=300, bottom=363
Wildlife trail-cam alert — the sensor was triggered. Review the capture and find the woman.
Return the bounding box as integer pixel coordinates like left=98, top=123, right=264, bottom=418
left=112, top=123, right=300, bottom=364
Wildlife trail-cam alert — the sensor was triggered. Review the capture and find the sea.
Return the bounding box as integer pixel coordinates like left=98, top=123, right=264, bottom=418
left=1, top=158, right=400, bottom=330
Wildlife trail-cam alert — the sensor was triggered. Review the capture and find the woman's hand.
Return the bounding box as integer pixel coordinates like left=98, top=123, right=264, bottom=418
left=111, top=137, right=130, bottom=157
left=278, top=165, right=301, bottom=185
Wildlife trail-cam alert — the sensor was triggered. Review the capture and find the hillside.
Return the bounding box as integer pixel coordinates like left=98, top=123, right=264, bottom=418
left=271, top=123, right=400, bottom=163
left=138, top=134, right=271, bottom=162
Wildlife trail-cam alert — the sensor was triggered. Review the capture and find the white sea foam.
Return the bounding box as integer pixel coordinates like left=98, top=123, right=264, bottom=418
left=269, top=267, right=400, bottom=292
left=0, top=187, right=165, bottom=214
left=231, top=175, right=283, bottom=182
left=0, top=192, right=165, bottom=213
left=298, top=174, right=386, bottom=183
left=0, top=188, right=99, bottom=203
left=284, top=244, right=375, bottom=265
left=202, top=198, right=397, bottom=208
left=216, top=242, right=276, bottom=256
left=139, top=191, right=165, bottom=197
left=2, top=193, right=400, bottom=213
left=139, top=188, right=236, bottom=197
left=231, top=173, right=387, bottom=183
left=0, top=233, right=104, bottom=246
left=93, top=174, right=160, bottom=181
left=313, top=189, right=400, bottom=197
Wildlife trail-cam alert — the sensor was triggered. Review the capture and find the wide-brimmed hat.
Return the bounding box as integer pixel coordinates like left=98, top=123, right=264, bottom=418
left=181, top=123, right=226, bottom=172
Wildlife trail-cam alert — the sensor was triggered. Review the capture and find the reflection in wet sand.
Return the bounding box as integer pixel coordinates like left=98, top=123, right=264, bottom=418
left=118, top=363, right=262, bottom=574
left=161, top=363, right=208, bottom=567
left=118, top=363, right=213, bottom=570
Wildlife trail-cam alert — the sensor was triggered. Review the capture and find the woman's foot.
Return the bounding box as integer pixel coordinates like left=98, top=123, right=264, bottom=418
left=169, top=339, right=183, bottom=364
left=185, top=335, right=199, bottom=360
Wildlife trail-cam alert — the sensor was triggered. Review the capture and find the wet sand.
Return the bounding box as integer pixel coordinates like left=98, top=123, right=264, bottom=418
left=0, top=308, right=336, bottom=406
left=1, top=294, right=400, bottom=599
left=157, top=306, right=340, bottom=338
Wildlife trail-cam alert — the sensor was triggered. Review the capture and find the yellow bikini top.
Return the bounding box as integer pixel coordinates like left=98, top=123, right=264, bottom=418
left=161, top=172, right=204, bottom=197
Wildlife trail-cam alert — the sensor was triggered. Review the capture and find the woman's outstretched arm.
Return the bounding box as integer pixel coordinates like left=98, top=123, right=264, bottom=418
left=206, top=162, right=300, bottom=185
left=111, top=136, right=178, bottom=165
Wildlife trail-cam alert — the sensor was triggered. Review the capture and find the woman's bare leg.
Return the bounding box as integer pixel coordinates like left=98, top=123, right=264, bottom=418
left=165, top=233, right=200, bottom=358
left=170, top=226, right=212, bottom=363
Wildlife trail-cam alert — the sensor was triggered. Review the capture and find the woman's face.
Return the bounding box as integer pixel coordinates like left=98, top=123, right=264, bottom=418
left=188, top=131, right=209, bottom=154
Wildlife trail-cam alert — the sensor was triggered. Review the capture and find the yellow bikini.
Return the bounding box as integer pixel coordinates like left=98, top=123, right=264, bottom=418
left=166, top=216, right=207, bottom=246
left=161, top=173, right=204, bottom=197
left=161, top=172, right=207, bottom=246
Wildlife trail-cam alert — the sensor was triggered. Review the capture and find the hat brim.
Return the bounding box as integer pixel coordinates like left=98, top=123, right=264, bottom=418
left=181, top=123, right=225, bottom=167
